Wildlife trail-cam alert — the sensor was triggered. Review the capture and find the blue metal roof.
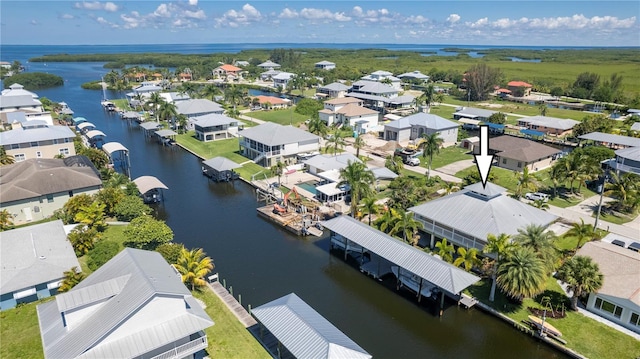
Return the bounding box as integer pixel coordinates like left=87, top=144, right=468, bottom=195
left=520, top=129, right=545, bottom=137
left=483, top=122, right=505, bottom=129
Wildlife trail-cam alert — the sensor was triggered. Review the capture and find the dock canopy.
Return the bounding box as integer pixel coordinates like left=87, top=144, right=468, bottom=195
left=85, top=130, right=106, bottom=139
left=102, top=142, right=128, bottom=155
left=73, top=117, right=88, bottom=125
left=322, top=215, right=480, bottom=295
left=252, top=293, right=372, bottom=359
left=76, top=122, right=96, bottom=131
left=520, top=129, right=545, bottom=137
left=132, top=176, right=168, bottom=194
left=155, top=129, right=178, bottom=137
left=120, top=111, right=140, bottom=120
left=140, top=122, right=163, bottom=131
left=202, top=157, right=241, bottom=182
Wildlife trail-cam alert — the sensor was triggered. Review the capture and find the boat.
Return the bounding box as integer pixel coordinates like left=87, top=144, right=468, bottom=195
left=391, top=266, right=436, bottom=298
left=527, top=315, right=562, bottom=337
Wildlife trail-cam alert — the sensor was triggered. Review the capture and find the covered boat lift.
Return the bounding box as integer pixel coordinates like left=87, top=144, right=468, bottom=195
left=202, top=157, right=241, bottom=182
left=251, top=293, right=372, bottom=359
left=85, top=129, right=106, bottom=149
left=76, top=121, right=96, bottom=134
left=154, top=129, right=177, bottom=146
left=72, top=116, right=88, bottom=126
left=132, top=176, right=168, bottom=203
left=322, top=215, right=480, bottom=316
left=140, top=122, right=163, bottom=138
left=120, top=111, right=141, bottom=121
left=102, top=142, right=130, bottom=177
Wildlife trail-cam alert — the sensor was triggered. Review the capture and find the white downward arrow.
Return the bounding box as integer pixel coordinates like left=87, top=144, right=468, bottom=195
left=474, top=125, right=494, bottom=188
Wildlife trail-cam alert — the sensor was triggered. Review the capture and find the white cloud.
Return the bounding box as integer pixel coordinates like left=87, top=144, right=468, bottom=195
left=188, top=0, right=198, bottom=5
left=299, top=8, right=351, bottom=22
left=215, top=3, right=262, bottom=28
left=405, top=15, right=429, bottom=24
left=351, top=6, right=394, bottom=24
left=447, top=14, right=460, bottom=24
left=60, top=14, right=75, bottom=20
left=279, top=8, right=298, bottom=19
left=153, top=4, right=171, bottom=18
left=184, top=9, right=206, bottom=20
left=30, top=19, right=39, bottom=25
left=103, top=2, right=118, bottom=12
left=74, top=1, right=119, bottom=12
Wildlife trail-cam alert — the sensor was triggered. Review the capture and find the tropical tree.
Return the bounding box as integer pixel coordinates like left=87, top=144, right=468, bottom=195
left=224, top=85, right=246, bottom=111
left=513, top=224, right=558, bottom=272
left=374, top=207, right=399, bottom=234
left=158, top=101, right=177, bottom=124
left=557, top=255, right=603, bottom=310
left=58, top=267, right=86, bottom=293
left=353, top=135, right=366, bottom=158
left=271, top=161, right=285, bottom=184
left=443, top=182, right=460, bottom=195
left=146, top=92, right=164, bottom=122
left=176, top=114, right=189, bottom=134
left=605, top=172, right=640, bottom=213
left=68, top=225, right=100, bottom=256
left=419, top=133, right=444, bottom=179
left=174, top=247, right=214, bottom=291
left=359, top=196, right=381, bottom=226
left=497, top=246, right=547, bottom=302
left=464, top=64, right=503, bottom=101
left=201, top=84, right=221, bottom=101
left=389, top=210, right=423, bottom=245
left=0, top=209, right=13, bottom=231
left=74, top=201, right=107, bottom=232
left=114, top=196, right=151, bottom=222
left=385, top=154, right=404, bottom=174
left=307, top=116, right=328, bottom=137
left=0, top=147, right=15, bottom=165
left=338, top=161, right=375, bottom=217
left=514, top=167, right=539, bottom=199
left=453, top=247, right=481, bottom=272
left=95, top=187, right=125, bottom=217
left=530, top=199, right=550, bottom=211
left=565, top=219, right=598, bottom=252
left=483, top=233, right=515, bottom=302
left=548, top=164, right=565, bottom=198
left=435, top=238, right=454, bottom=263
left=417, top=84, right=435, bottom=111
left=123, top=215, right=174, bottom=250
left=325, top=130, right=346, bottom=156
left=538, top=102, right=548, bottom=116
left=156, top=242, right=185, bottom=264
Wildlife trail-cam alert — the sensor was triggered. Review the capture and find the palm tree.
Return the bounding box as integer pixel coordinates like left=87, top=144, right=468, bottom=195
left=58, top=267, right=86, bottom=293
left=513, top=224, right=557, bottom=272
left=174, top=247, right=214, bottom=291
left=338, top=161, right=375, bottom=217
left=443, top=182, right=460, bottom=195
left=497, top=246, right=547, bottom=302
left=74, top=202, right=106, bottom=232
left=419, top=84, right=435, bottom=111
left=538, top=102, right=548, bottom=116
left=548, top=164, right=565, bottom=198
left=565, top=219, right=598, bottom=252
left=483, top=233, right=515, bottom=302
left=453, top=247, right=481, bottom=271
left=201, top=84, right=221, bottom=101
left=176, top=114, right=189, bottom=134
left=158, top=101, right=177, bottom=124
left=0, top=147, right=15, bottom=165
left=374, top=207, right=399, bottom=234
left=557, top=255, right=603, bottom=310
left=0, top=209, right=13, bottom=231
left=389, top=210, right=423, bottom=245
left=353, top=135, right=366, bottom=158
left=359, top=197, right=381, bottom=226
left=307, top=116, right=328, bottom=138
left=326, top=130, right=346, bottom=156
left=605, top=172, right=639, bottom=213
left=271, top=161, right=285, bottom=184
left=419, top=133, right=444, bottom=180
left=68, top=225, right=99, bottom=256
left=514, top=167, right=539, bottom=198
left=531, top=199, right=550, bottom=210
left=385, top=154, right=404, bottom=174
left=435, top=238, right=454, bottom=263
left=146, top=92, right=165, bottom=122
left=224, top=85, right=245, bottom=111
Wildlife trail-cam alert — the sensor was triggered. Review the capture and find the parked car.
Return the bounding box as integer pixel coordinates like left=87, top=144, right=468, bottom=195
left=525, top=192, right=550, bottom=201
left=405, top=157, right=421, bottom=166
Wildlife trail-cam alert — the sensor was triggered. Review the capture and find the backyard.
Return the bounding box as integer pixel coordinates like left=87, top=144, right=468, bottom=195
left=244, top=107, right=309, bottom=127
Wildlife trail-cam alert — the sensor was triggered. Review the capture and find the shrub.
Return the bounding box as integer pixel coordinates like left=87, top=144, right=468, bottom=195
left=114, top=196, right=151, bottom=222
left=87, top=240, right=120, bottom=271
left=156, top=242, right=184, bottom=264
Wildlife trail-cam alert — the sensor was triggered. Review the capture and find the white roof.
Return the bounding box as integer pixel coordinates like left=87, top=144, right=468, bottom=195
left=176, top=99, right=224, bottom=116
left=155, top=129, right=178, bottom=137
left=519, top=116, right=580, bottom=130
left=315, top=60, right=336, bottom=66
left=304, top=153, right=361, bottom=172
left=397, top=70, right=430, bottom=80
left=132, top=175, right=168, bottom=194
left=258, top=60, right=281, bottom=68
left=385, top=112, right=459, bottom=131
left=370, top=166, right=398, bottom=180
left=239, top=122, right=320, bottom=146
left=458, top=118, right=482, bottom=125
left=139, top=122, right=163, bottom=130
left=272, top=72, right=295, bottom=80
left=76, top=122, right=96, bottom=130
left=0, top=220, right=80, bottom=295
left=615, top=147, right=640, bottom=161
left=579, top=132, right=640, bottom=148
left=630, top=122, right=640, bottom=131
left=0, top=125, right=76, bottom=145
left=253, top=293, right=371, bottom=359
left=316, top=182, right=347, bottom=196
left=85, top=130, right=106, bottom=139
left=101, top=142, right=128, bottom=155
left=1, top=83, right=39, bottom=98
left=454, top=107, right=497, bottom=118
left=193, top=113, right=242, bottom=128
left=202, top=157, right=242, bottom=171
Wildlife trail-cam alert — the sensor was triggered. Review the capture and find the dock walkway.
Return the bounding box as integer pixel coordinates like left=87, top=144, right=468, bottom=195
left=207, top=281, right=257, bottom=328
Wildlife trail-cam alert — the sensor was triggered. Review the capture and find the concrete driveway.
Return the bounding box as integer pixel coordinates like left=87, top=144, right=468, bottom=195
left=436, top=159, right=475, bottom=176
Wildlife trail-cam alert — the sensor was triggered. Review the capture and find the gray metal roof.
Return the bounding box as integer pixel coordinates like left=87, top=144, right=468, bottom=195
left=155, top=129, right=178, bottom=137
left=239, top=122, right=320, bottom=146
left=370, top=166, right=398, bottom=180
left=258, top=60, right=281, bottom=68
left=0, top=94, right=42, bottom=109
left=384, top=112, right=458, bottom=131
left=615, top=147, right=640, bottom=161
left=579, top=132, right=640, bottom=147
left=132, top=175, right=168, bottom=194
left=409, top=182, right=558, bottom=243
left=0, top=220, right=80, bottom=295
left=315, top=60, right=336, bottom=66
left=102, top=142, right=128, bottom=155
left=322, top=216, right=480, bottom=295
left=0, top=157, right=102, bottom=203
left=388, top=95, right=415, bottom=105
left=397, top=70, right=430, bottom=80
left=0, top=125, right=75, bottom=145
left=454, top=107, right=496, bottom=118
left=320, top=83, right=350, bottom=92
left=519, top=116, right=579, bottom=130
left=630, top=122, right=640, bottom=131
left=120, top=111, right=140, bottom=119
left=253, top=293, right=372, bottom=359
left=202, top=156, right=242, bottom=171
left=38, top=248, right=214, bottom=359
left=193, top=113, right=242, bottom=127
left=176, top=99, right=224, bottom=116
left=351, top=80, right=398, bottom=94
left=303, top=153, right=361, bottom=172
left=139, top=121, right=162, bottom=130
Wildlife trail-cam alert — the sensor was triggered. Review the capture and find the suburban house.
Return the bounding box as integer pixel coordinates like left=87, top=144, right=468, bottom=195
left=234, top=60, right=250, bottom=67
left=316, top=82, right=350, bottom=99
left=517, top=115, right=580, bottom=136
left=304, top=153, right=361, bottom=176
left=0, top=123, right=76, bottom=161
left=128, top=81, right=162, bottom=96
left=36, top=248, right=215, bottom=359
left=1, top=83, right=39, bottom=99
left=318, top=97, right=362, bottom=125
left=486, top=135, right=561, bottom=172
left=0, top=220, right=80, bottom=310
left=507, top=81, right=533, bottom=97
left=361, top=70, right=402, bottom=90
left=388, top=95, right=417, bottom=111
left=212, top=64, right=243, bottom=81
left=176, top=99, right=225, bottom=118
left=314, top=60, right=336, bottom=70
left=319, top=101, right=379, bottom=133
left=604, top=147, right=640, bottom=176
left=260, top=69, right=281, bottom=81
left=159, top=91, right=190, bottom=104
left=0, top=156, right=102, bottom=224
left=258, top=60, right=281, bottom=69
left=239, top=122, right=321, bottom=167
left=5, top=110, right=54, bottom=128
left=397, top=70, right=430, bottom=83
left=348, top=80, right=399, bottom=110
left=453, top=107, right=498, bottom=123
left=409, top=182, right=557, bottom=250
left=383, top=113, right=459, bottom=146
left=576, top=241, right=640, bottom=334
left=251, top=95, right=291, bottom=110
left=272, top=72, right=296, bottom=89
left=192, top=113, right=244, bottom=142
left=0, top=83, right=44, bottom=115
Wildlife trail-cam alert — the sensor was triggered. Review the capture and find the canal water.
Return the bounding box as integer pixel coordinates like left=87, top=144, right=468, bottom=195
left=2, top=48, right=564, bottom=358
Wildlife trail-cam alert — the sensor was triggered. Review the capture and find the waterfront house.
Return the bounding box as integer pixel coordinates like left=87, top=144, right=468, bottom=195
left=409, top=182, right=557, bottom=251
left=0, top=220, right=80, bottom=310
left=0, top=88, right=44, bottom=115
left=578, top=132, right=640, bottom=149
left=486, top=135, right=561, bottom=172
left=178, top=72, right=193, bottom=81
left=303, top=153, right=361, bottom=175
left=316, top=82, right=350, bottom=99
left=604, top=147, right=640, bottom=176
left=1, top=83, right=39, bottom=98
left=383, top=112, right=458, bottom=146
left=252, top=293, right=371, bottom=359
left=176, top=99, right=225, bottom=130
left=0, top=156, right=102, bottom=224
left=0, top=122, right=76, bottom=161
left=192, top=113, right=244, bottom=142
left=159, top=91, right=190, bottom=104
left=314, top=60, right=336, bottom=70
left=37, top=248, right=214, bottom=359
left=517, top=115, right=580, bottom=137
left=576, top=241, right=640, bottom=335
left=257, top=60, right=281, bottom=69
left=453, top=107, right=498, bottom=122
left=361, top=70, right=402, bottom=90
left=318, top=97, right=362, bottom=125
left=251, top=95, right=291, bottom=110
left=260, top=69, right=281, bottom=81
left=507, top=81, right=533, bottom=97
left=272, top=72, right=296, bottom=89
left=397, top=70, right=430, bottom=83
left=239, top=122, right=321, bottom=167
left=212, top=64, right=243, bottom=81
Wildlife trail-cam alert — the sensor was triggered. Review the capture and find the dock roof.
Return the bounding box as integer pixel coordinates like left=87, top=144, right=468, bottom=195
left=132, top=175, right=168, bottom=194
left=519, top=115, right=579, bottom=130
left=579, top=132, right=640, bottom=148
left=322, top=215, right=481, bottom=295
left=102, top=142, right=128, bottom=155
left=202, top=157, right=242, bottom=172
left=253, top=293, right=371, bottom=359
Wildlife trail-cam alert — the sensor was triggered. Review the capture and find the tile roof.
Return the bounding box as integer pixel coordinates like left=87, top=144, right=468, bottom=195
left=489, top=135, right=561, bottom=162
left=253, top=95, right=290, bottom=105
left=508, top=81, right=533, bottom=87
left=217, top=64, right=242, bottom=72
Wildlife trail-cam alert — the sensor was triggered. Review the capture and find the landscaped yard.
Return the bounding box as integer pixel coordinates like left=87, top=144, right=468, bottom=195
left=428, top=146, right=473, bottom=169
left=246, top=108, right=308, bottom=127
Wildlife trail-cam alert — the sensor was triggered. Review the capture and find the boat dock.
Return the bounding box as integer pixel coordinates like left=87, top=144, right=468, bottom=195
left=458, top=293, right=478, bottom=309
left=256, top=204, right=324, bottom=237
left=208, top=280, right=257, bottom=328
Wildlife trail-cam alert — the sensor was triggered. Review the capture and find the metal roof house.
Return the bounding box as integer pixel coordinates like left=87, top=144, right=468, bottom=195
left=192, top=113, right=244, bottom=142
left=258, top=60, right=281, bottom=69
left=453, top=107, right=497, bottom=122
left=316, top=82, right=350, bottom=99
left=239, top=122, right=320, bottom=167
left=485, top=135, right=561, bottom=172
left=578, top=132, right=640, bottom=149
left=303, top=153, right=361, bottom=175
left=0, top=220, right=80, bottom=310
left=252, top=293, right=371, bottom=359
left=604, top=147, right=640, bottom=176
left=409, top=182, right=557, bottom=251
left=0, top=124, right=76, bottom=162
left=37, top=248, right=214, bottom=359
left=517, top=116, right=580, bottom=137
left=314, top=60, right=336, bottom=70
left=0, top=156, right=102, bottom=224
left=383, top=112, right=458, bottom=146
left=176, top=98, right=225, bottom=118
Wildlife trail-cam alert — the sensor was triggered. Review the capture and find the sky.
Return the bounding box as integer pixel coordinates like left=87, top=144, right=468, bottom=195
left=1, top=0, right=639, bottom=46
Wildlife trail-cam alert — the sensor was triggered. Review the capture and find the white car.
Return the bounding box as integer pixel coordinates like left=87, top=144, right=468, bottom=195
left=525, top=192, right=550, bottom=201
left=405, top=157, right=420, bottom=166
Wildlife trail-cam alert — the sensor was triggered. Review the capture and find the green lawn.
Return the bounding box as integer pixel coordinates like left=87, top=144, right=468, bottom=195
left=455, top=165, right=520, bottom=192
left=466, top=278, right=640, bottom=359
left=193, top=288, right=270, bottom=359
left=78, top=224, right=129, bottom=275
left=428, top=146, right=473, bottom=169
left=591, top=210, right=636, bottom=225
left=0, top=299, right=49, bottom=359
left=246, top=108, right=308, bottom=126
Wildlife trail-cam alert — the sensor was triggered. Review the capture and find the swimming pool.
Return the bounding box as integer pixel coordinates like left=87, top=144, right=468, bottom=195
left=297, top=181, right=318, bottom=195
